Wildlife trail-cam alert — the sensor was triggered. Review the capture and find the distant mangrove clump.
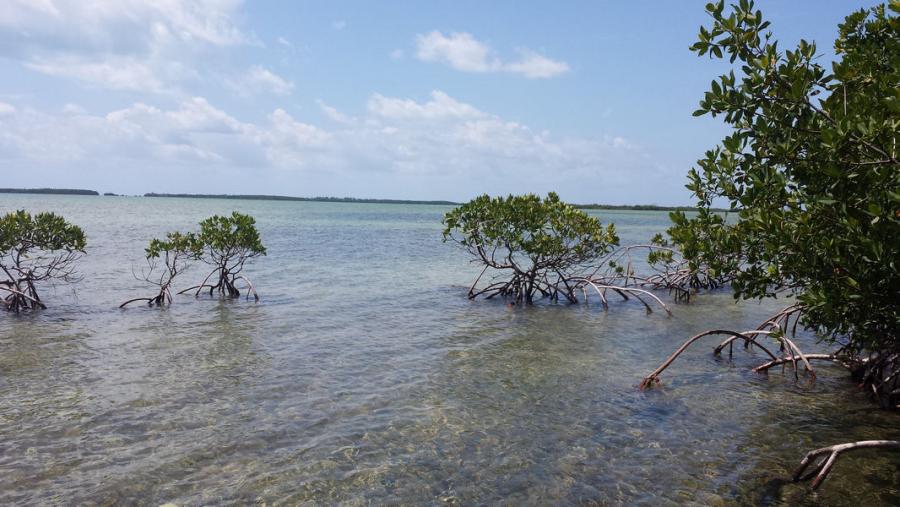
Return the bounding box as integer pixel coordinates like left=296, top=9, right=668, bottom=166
left=122, top=211, right=266, bottom=307
left=144, top=193, right=456, bottom=206
left=0, top=210, right=85, bottom=312
left=0, top=188, right=98, bottom=196
left=442, top=192, right=674, bottom=313
left=120, top=232, right=203, bottom=308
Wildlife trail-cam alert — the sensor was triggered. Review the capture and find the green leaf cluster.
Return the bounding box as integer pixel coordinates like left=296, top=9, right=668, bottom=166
left=671, top=1, right=900, bottom=354
left=0, top=209, right=86, bottom=255
left=198, top=211, right=267, bottom=267
left=442, top=192, right=618, bottom=275
left=145, top=231, right=203, bottom=260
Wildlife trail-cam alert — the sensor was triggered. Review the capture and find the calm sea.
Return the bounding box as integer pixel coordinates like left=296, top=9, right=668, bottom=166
left=1, top=194, right=897, bottom=505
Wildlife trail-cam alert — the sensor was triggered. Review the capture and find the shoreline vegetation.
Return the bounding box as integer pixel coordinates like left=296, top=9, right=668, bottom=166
left=0, top=188, right=724, bottom=212
left=0, top=188, right=99, bottom=196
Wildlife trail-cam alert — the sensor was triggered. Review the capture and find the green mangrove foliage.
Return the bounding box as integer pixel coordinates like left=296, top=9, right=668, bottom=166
left=0, top=210, right=86, bottom=312
left=443, top=192, right=677, bottom=312
left=443, top=193, right=676, bottom=312
left=120, top=232, right=203, bottom=308
left=180, top=211, right=266, bottom=301
left=443, top=193, right=677, bottom=312
left=443, top=193, right=618, bottom=304
left=641, top=0, right=899, bottom=490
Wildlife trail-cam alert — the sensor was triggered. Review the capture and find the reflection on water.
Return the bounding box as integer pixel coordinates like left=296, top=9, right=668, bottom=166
left=0, top=195, right=897, bottom=505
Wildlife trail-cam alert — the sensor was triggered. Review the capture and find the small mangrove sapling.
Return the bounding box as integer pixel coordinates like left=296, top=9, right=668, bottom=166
left=0, top=210, right=86, bottom=313
left=120, top=232, right=202, bottom=308
left=180, top=212, right=266, bottom=300
left=442, top=192, right=619, bottom=305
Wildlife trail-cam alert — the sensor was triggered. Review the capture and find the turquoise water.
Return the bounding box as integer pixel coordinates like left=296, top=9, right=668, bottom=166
left=0, top=194, right=897, bottom=505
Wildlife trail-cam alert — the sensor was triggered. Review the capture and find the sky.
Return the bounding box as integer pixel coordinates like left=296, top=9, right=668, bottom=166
left=0, top=1, right=882, bottom=205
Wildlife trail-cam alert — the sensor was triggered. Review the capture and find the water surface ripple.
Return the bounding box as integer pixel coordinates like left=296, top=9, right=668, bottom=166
left=0, top=195, right=897, bottom=505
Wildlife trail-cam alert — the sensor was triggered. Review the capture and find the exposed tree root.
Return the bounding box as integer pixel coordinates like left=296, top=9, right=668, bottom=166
left=752, top=354, right=855, bottom=373
left=640, top=329, right=779, bottom=389
left=1, top=241, right=82, bottom=313
left=564, top=276, right=672, bottom=315
left=119, top=288, right=172, bottom=308
left=179, top=267, right=259, bottom=301
left=121, top=247, right=192, bottom=309
left=793, top=440, right=900, bottom=490
left=854, top=351, right=900, bottom=409
left=590, top=244, right=731, bottom=302
left=1, top=282, right=46, bottom=312
left=459, top=243, right=728, bottom=313
left=639, top=304, right=833, bottom=389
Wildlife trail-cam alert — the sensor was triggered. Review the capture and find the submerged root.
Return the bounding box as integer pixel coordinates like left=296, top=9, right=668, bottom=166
left=1, top=282, right=47, bottom=313
left=854, top=352, right=900, bottom=409
left=640, top=329, right=778, bottom=389
left=640, top=304, right=828, bottom=389
left=119, top=289, right=172, bottom=308
left=565, top=276, right=673, bottom=315
left=793, top=440, right=900, bottom=490
left=179, top=268, right=259, bottom=302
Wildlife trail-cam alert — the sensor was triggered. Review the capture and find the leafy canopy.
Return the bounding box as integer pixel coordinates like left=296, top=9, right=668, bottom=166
left=668, top=0, right=899, bottom=353
left=0, top=210, right=86, bottom=259
left=442, top=192, right=619, bottom=274
left=198, top=211, right=266, bottom=266
left=145, top=231, right=203, bottom=260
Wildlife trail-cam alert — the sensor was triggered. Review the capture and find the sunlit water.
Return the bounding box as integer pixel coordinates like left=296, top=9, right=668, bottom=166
left=0, top=195, right=897, bottom=506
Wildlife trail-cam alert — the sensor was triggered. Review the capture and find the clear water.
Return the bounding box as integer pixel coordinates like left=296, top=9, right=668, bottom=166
left=0, top=194, right=897, bottom=506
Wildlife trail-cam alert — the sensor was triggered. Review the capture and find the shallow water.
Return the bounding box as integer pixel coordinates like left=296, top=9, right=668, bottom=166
left=0, top=194, right=897, bottom=506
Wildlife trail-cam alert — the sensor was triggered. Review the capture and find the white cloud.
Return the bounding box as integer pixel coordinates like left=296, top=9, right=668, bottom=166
left=0, top=0, right=251, bottom=93
left=25, top=55, right=172, bottom=93
left=277, top=36, right=292, bottom=47
left=367, top=90, right=485, bottom=121
left=331, top=20, right=346, bottom=31
left=62, top=103, right=86, bottom=114
left=228, top=65, right=294, bottom=96
left=503, top=49, right=570, bottom=79
left=415, top=31, right=497, bottom=73
left=317, top=100, right=354, bottom=124
left=414, top=31, right=569, bottom=79
left=0, top=91, right=659, bottom=201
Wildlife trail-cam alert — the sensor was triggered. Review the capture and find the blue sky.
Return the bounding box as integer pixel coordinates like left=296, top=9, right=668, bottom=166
left=0, top=1, right=882, bottom=204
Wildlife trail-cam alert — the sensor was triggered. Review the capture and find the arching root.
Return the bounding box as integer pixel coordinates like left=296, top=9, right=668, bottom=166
left=640, top=329, right=778, bottom=389
left=564, top=277, right=673, bottom=315
left=640, top=304, right=830, bottom=389
left=119, top=288, right=172, bottom=308
left=793, top=440, right=900, bottom=490
left=752, top=354, right=852, bottom=373
left=234, top=275, right=259, bottom=302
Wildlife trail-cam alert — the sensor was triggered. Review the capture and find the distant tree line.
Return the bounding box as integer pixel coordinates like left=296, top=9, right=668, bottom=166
left=0, top=188, right=720, bottom=211
left=0, top=188, right=98, bottom=196
left=144, top=193, right=457, bottom=205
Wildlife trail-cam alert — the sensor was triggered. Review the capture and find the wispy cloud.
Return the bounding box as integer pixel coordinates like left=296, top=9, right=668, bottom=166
left=228, top=65, right=294, bottom=96
left=414, top=31, right=569, bottom=79
left=0, top=0, right=253, bottom=94
left=0, top=91, right=653, bottom=200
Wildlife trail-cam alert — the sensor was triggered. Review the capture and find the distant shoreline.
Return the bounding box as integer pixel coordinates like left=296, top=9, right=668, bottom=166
left=0, top=188, right=99, bottom=196
left=143, top=192, right=457, bottom=206
left=0, top=188, right=723, bottom=211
